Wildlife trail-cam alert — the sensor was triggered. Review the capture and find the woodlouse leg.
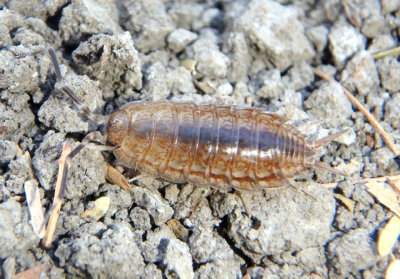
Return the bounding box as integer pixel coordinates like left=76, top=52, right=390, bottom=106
left=48, top=49, right=105, bottom=125
left=186, top=187, right=210, bottom=219
left=188, top=198, right=203, bottom=219
left=286, top=178, right=318, bottom=200
left=128, top=174, right=149, bottom=183
left=233, top=189, right=251, bottom=215
left=275, top=167, right=319, bottom=200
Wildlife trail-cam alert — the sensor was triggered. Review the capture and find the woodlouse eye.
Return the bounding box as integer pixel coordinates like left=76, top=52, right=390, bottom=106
left=106, top=110, right=128, bottom=146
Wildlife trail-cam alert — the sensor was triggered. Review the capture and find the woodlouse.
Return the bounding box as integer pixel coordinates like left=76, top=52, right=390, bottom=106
left=48, top=49, right=346, bottom=196
left=107, top=101, right=346, bottom=192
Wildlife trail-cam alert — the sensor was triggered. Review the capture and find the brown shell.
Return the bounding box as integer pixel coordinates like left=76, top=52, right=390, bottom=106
left=107, top=101, right=321, bottom=191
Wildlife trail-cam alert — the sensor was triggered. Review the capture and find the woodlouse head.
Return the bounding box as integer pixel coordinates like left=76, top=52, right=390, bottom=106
left=106, top=110, right=128, bottom=146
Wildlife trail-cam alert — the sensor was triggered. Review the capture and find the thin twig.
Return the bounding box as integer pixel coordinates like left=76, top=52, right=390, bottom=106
left=41, top=144, right=71, bottom=249
left=320, top=182, right=338, bottom=188
left=313, top=68, right=399, bottom=157
left=353, top=174, right=400, bottom=184
left=371, top=46, right=400, bottom=60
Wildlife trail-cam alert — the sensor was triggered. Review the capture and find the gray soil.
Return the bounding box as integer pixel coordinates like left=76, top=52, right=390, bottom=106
left=1, top=0, right=400, bottom=278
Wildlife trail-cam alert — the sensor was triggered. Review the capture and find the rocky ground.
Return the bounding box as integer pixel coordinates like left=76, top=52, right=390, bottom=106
left=1, top=0, right=400, bottom=278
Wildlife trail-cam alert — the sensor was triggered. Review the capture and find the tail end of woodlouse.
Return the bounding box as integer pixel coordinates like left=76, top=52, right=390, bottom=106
left=309, top=129, right=351, bottom=177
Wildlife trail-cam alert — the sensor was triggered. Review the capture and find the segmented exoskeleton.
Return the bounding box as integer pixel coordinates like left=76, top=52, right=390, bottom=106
left=106, top=101, right=346, bottom=191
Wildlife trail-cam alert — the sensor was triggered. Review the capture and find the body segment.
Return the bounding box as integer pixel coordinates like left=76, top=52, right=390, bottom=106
left=107, top=101, right=321, bottom=191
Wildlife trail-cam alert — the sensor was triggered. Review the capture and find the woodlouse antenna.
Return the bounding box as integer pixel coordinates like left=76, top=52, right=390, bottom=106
left=48, top=49, right=105, bottom=125
left=43, top=50, right=118, bottom=246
